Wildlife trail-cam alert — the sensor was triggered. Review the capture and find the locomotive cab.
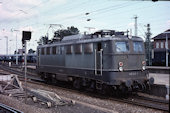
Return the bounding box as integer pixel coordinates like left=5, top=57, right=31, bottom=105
left=113, top=37, right=145, bottom=71
left=108, top=36, right=154, bottom=91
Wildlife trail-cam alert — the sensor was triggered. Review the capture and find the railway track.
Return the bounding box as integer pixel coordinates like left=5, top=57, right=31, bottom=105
left=0, top=64, right=169, bottom=112
left=0, top=103, right=23, bottom=113
left=109, top=95, right=169, bottom=112
left=0, top=63, right=43, bottom=82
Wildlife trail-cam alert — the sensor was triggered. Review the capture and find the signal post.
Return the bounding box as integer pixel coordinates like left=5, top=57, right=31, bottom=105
left=22, top=31, right=31, bottom=103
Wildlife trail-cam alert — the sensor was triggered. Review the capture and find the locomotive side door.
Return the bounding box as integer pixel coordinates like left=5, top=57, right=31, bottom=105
left=95, top=42, right=103, bottom=75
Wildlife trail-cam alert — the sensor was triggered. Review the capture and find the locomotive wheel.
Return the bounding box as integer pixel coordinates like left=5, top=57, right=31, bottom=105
left=47, top=102, right=52, bottom=108
left=118, top=85, right=128, bottom=96
left=100, top=84, right=108, bottom=95
left=73, top=78, right=81, bottom=89
left=114, top=90, right=121, bottom=97
left=40, top=73, right=45, bottom=80
left=145, top=83, right=151, bottom=90
left=32, top=97, right=37, bottom=102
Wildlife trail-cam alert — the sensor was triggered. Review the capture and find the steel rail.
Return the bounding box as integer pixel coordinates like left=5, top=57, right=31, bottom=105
left=134, top=95, right=169, bottom=104
left=0, top=64, right=43, bottom=82
left=110, top=97, right=169, bottom=112
left=0, top=103, right=23, bottom=113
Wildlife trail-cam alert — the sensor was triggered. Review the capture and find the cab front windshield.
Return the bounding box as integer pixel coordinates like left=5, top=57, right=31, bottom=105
left=115, top=41, right=129, bottom=52
left=133, top=41, right=143, bottom=52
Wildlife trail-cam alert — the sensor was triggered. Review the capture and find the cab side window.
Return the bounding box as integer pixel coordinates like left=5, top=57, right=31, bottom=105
left=41, top=48, right=45, bottom=55
left=84, top=43, right=93, bottom=53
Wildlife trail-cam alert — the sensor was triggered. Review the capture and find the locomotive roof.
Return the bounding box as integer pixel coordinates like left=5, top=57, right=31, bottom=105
left=38, top=34, right=143, bottom=48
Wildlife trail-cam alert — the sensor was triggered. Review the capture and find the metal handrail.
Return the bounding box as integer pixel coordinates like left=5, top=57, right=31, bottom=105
left=100, top=49, right=103, bottom=75
left=94, top=49, right=97, bottom=75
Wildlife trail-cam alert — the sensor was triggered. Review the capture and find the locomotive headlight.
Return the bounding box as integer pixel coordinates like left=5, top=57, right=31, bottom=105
left=119, top=62, right=123, bottom=67
left=118, top=62, right=123, bottom=71
left=142, top=61, right=146, bottom=70
left=142, top=61, right=146, bottom=65
left=119, top=67, right=123, bottom=71
left=142, top=66, right=146, bottom=70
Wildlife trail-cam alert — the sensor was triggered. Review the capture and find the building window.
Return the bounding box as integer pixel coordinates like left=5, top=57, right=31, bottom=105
left=156, top=42, right=159, bottom=48
left=66, top=45, right=72, bottom=54
left=52, top=46, right=56, bottom=54
left=160, top=42, right=164, bottom=48
left=41, top=48, right=45, bottom=55
left=84, top=43, right=93, bottom=53
left=46, top=47, right=50, bottom=55
left=74, top=44, right=82, bottom=54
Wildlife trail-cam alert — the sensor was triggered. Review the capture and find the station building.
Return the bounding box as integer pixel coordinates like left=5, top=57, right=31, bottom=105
left=152, top=29, right=170, bottom=66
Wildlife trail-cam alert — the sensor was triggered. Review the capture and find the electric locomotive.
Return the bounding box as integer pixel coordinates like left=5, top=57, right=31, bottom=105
left=37, top=30, right=154, bottom=93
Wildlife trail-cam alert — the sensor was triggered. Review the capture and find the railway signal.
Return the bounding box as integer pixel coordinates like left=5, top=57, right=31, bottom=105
left=22, top=31, right=32, bottom=103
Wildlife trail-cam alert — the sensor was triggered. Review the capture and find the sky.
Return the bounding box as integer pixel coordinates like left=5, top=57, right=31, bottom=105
left=0, top=0, right=170, bottom=55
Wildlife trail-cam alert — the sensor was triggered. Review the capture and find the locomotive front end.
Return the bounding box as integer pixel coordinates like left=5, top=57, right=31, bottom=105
left=109, top=36, right=154, bottom=92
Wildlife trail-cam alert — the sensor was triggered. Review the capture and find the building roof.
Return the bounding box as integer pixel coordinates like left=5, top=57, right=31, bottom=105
left=153, top=29, right=170, bottom=40
left=165, top=29, right=170, bottom=32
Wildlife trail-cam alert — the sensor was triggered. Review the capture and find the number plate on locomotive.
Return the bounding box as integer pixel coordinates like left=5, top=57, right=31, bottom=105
left=129, top=72, right=138, bottom=76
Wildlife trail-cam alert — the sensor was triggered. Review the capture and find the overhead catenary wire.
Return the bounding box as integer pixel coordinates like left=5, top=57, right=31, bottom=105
left=6, top=0, right=90, bottom=24
left=1, top=0, right=169, bottom=28
left=88, top=2, right=152, bottom=20
left=34, top=1, right=130, bottom=25
left=1, top=0, right=93, bottom=33
left=45, top=1, right=159, bottom=27
left=0, top=1, right=158, bottom=30
left=11, top=1, right=131, bottom=32
left=0, top=0, right=49, bottom=23
left=1, top=0, right=169, bottom=41
left=22, top=2, right=167, bottom=30
left=55, top=2, right=135, bottom=24
left=0, top=1, right=169, bottom=54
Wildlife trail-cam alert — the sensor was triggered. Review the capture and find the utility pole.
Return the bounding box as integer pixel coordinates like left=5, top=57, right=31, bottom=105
left=130, top=29, right=132, bottom=38
left=163, top=31, right=170, bottom=67
left=14, top=30, right=19, bottom=65
left=4, top=36, right=8, bottom=55
left=11, top=29, right=20, bottom=65
left=134, top=16, right=138, bottom=37
left=145, top=24, right=152, bottom=66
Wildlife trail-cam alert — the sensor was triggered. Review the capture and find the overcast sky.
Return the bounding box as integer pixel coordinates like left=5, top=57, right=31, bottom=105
left=0, top=0, right=170, bottom=54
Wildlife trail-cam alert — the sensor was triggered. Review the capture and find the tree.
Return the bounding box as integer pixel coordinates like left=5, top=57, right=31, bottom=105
left=53, top=26, right=79, bottom=41
left=37, top=36, right=49, bottom=45
left=68, top=26, right=79, bottom=35
left=37, top=26, right=79, bottom=44
left=28, top=49, right=35, bottom=54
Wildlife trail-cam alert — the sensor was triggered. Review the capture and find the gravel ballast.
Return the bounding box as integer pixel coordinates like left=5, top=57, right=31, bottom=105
left=0, top=81, right=166, bottom=113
